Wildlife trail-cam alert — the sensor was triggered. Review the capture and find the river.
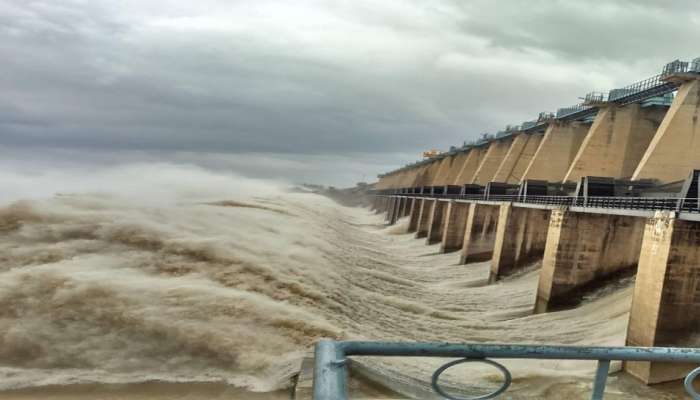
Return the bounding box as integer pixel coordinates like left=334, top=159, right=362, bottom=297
left=0, top=165, right=691, bottom=399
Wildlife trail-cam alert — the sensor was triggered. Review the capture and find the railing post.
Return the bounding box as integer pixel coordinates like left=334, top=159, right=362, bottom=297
left=313, top=340, right=348, bottom=400
left=677, top=197, right=685, bottom=212
left=591, top=360, right=611, bottom=400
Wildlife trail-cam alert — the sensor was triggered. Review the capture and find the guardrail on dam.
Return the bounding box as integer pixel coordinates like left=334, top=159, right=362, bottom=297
left=313, top=340, right=700, bottom=400
left=360, top=56, right=700, bottom=391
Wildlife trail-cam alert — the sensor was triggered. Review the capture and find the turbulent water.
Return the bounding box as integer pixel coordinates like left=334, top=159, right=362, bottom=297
left=0, top=164, right=691, bottom=399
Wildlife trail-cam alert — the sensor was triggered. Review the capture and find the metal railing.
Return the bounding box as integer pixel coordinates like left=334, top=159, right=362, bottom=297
left=585, top=92, right=608, bottom=103
left=606, top=73, right=679, bottom=106
left=606, top=58, right=700, bottom=106
left=556, top=103, right=594, bottom=119
left=381, top=194, right=700, bottom=213
left=313, top=340, right=700, bottom=400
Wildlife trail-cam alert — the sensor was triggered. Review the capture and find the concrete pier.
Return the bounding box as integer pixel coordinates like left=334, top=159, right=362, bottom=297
left=633, top=78, right=700, bottom=183
left=426, top=200, right=448, bottom=245
left=521, top=121, right=589, bottom=182
left=492, top=133, right=544, bottom=184
left=440, top=201, right=470, bottom=253
left=460, top=203, right=500, bottom=263
left=535, top=210, right=646, bottom=313
left=389, top=197, right=403, bottom=224
left=415, top=199, right=435, bottom=238
left=563, top=103, right=666, bottom=182
left=400, top=197, right=410, bottom=218
left=489, top=204, right=550, bottom=283
left=407, top=198, right=422, bottom=232
left=625, top=212, right=700, bottom=384
left=404, top=197, right=414, bottom=218
left=471, top=138, right=514, bottom=185
left=385, top=196, right=397, bottom=222
left=398, top=197, right=409, bottom=219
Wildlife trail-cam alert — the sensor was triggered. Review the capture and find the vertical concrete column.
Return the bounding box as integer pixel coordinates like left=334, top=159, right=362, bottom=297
left=489, top=204, right=550, bottom=283
left=521, top=121, right=589, bottom=182
left=415, top=199, right=435, bottom=238
left=633, top=79, right=700, bottom=183
left=625, top=212, right=700, bottom=384
left=407, top=199, right=422, bottom=232
left=403, top=197, right=413, bottom=218
left=534, top=210, right=646, bottom=313
left=441, top=201, right=470, bottom=253
left=426, top=200, right=448, bottom=245
left=382, top=197, right=391, bottom=213
left=386, top=196, right=398, bottom=222
left=398, top=197, right=408, bottom=220
left=460, top=203, right=500, bottom=264
left=391, top=197, right=405, bottom=225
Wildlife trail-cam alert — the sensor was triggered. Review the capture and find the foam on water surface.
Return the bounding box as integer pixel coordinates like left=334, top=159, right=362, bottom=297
left=0, top=164, right=690, bottom=399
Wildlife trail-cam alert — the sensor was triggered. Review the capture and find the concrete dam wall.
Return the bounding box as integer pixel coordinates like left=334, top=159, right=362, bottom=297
left=371, top=60, right=700, bottom=387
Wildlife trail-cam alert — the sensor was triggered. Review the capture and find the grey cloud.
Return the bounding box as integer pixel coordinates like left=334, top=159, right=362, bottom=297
left=452, top=0, right=700, bottom=65
left=1, top=0, right=699, bottom=185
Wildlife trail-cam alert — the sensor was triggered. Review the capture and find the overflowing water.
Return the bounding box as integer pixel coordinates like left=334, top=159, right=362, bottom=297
left=0, top=164, right=690, bottom=399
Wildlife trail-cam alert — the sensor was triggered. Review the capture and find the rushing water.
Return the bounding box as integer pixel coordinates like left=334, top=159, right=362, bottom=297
left=0, top=165, right=691, bottom=399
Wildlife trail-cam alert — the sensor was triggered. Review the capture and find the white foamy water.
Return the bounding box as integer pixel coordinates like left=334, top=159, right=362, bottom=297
left=0, top=164, right=689, bottom=399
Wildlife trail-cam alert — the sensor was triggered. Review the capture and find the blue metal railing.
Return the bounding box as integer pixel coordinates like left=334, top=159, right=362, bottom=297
left=313, top=340, right=700, bottom=400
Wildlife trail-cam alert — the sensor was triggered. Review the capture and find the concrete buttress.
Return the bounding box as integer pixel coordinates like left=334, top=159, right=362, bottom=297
left=632, top=78, right=700, bottom=183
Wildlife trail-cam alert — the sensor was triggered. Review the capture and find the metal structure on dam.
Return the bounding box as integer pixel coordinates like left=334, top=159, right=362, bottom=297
left=313, top=340, right=700, bottom=400
left=310, top=57, right=700, bottom=398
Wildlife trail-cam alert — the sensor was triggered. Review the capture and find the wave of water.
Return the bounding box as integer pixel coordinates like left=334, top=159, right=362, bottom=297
left=0, top=164, right=688, bottom=398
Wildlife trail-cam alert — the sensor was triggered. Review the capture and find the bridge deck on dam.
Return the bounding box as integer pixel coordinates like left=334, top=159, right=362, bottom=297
left=383, top=194, right=700, bottom=222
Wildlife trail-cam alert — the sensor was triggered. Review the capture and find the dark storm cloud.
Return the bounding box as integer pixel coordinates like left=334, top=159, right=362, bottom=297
left=1, top=0, right=699, bottom=184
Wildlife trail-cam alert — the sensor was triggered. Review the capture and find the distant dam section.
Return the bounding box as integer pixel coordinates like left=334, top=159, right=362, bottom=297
left=372, top=57, right=700, bottom=386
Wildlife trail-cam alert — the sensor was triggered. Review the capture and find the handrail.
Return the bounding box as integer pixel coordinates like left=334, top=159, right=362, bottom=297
left=313, top=340, right=700, bottom=400
left=556, top=103, right=594, bottom=119
left=374, top=194, right=700, bottom=213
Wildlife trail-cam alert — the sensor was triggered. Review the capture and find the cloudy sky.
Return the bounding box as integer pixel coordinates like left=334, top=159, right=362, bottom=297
left=1, top=0, right=699, bottom=186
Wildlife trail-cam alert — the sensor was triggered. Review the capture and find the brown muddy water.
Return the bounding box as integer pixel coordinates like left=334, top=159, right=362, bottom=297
left=0, top=177, right=693, bottom=399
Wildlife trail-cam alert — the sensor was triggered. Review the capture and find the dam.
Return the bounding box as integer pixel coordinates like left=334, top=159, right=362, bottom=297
left=365, top=57, right=700, bottom=393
